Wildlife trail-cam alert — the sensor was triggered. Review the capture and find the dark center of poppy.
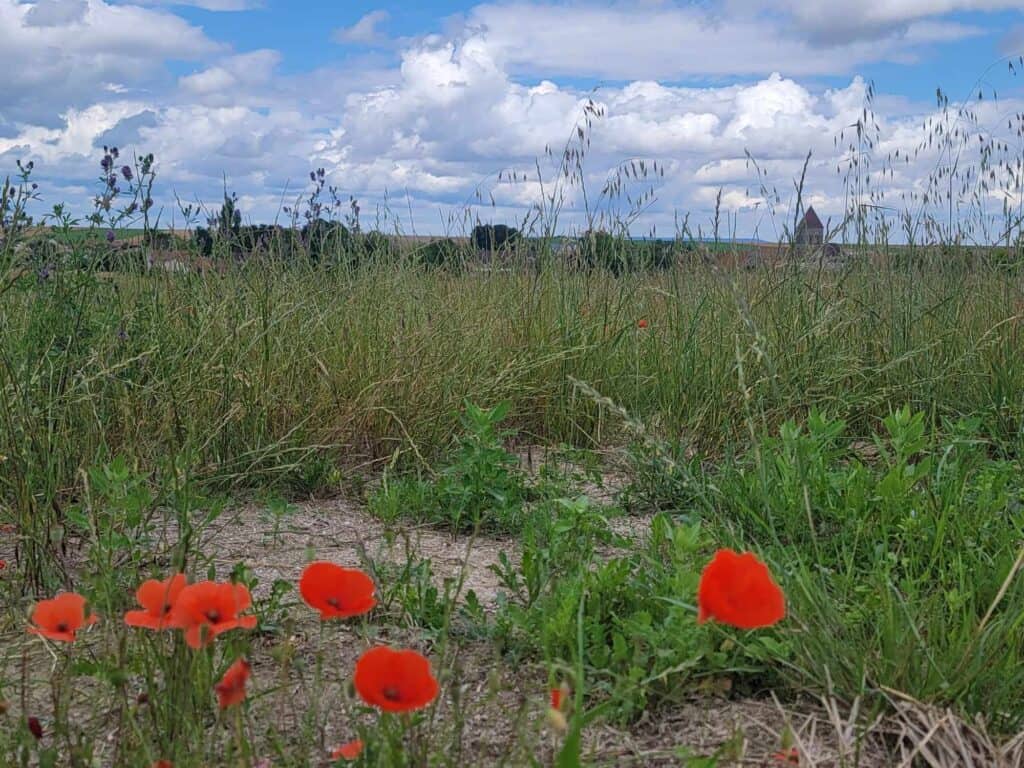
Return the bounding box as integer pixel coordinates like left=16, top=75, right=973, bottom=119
left=162, top=604, right=172, bottom=614
left=204, top=609, right=221, bottom=623
left=56, top=622, right=69, bottom=633
left=326, top=596, right=341, bottom=608
left=382, top=686, right=402, bottom=702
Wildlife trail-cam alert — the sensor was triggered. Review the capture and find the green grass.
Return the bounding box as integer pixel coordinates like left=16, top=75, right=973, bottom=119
left=3, top=254, right=1022, bottom=490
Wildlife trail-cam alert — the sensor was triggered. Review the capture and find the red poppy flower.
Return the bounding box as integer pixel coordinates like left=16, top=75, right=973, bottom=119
left=169, top=581, right=257, bottom=649
left=637, top=319, right=648, bottom=329
left=27, top=716, right=42, bottom=740
left=697, top=549, right=785, bottom=630
left=353, top=646, right=439, bottom=713
left=330, top=739, right=364, bottom=761
left=773, top=747, right=799, bottom=764
left=299, top=562, right=376, bottom=620
left=28, top=592, right=98, bottom=642
left=152, top=761, right=173, bottom=768
left=550, top=687, right=564, bottom=711
left=124, top=574, right=186, bottom=631
left=214, top=658, right=251, bottom=709
left=0, top=560, right=7, bottom=570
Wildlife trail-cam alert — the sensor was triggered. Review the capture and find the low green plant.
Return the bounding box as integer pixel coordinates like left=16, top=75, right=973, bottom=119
left=371, top=400, right=529, bottom=533
left=630, top=406, right=1024, bottom=733
left=491, top=499, right=786, bottom=722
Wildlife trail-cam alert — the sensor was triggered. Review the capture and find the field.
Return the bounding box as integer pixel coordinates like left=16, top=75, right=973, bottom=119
left=5, top=125, right=1024, bottom=765
left=2, top=231, right=1024, bottom=766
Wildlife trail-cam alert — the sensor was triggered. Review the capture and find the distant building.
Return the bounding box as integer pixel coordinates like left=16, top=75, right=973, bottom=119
left=795, top=207, right=824, bottom=246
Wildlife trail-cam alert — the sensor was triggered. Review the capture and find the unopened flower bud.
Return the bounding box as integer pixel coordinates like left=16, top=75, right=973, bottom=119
left=545, top=707, right=568, bottom=733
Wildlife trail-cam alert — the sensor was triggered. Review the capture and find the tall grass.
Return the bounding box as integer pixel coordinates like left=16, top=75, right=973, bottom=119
left=3, top=253, right=1022, bottom=477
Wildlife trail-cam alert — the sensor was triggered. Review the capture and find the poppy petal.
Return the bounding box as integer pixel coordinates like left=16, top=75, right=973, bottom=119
left=697, top=549, right=785, bottom=630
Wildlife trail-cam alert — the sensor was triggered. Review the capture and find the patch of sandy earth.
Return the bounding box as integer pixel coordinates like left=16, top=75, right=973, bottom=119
left=204, top=497, right=516, bottom=608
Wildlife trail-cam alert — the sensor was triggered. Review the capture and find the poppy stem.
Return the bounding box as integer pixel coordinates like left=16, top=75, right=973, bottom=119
left=233, top=703, right=248, bottom=768
left=308, top=620, right=325, bottom=755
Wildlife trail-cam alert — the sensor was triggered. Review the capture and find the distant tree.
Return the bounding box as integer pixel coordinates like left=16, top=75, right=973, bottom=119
left=193, top=227, right=214, bottom=257
left=419, top=238, right=462, bottom=269
left=471, top=224, right=519, bottom=252
left=302, top=219, right=351, bottom=263
left=360, top=231, right=394, bottom=261
left=576, top=230, right=682, bottom=275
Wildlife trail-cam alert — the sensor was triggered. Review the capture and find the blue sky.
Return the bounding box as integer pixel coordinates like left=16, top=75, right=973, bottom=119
left=165, top=1, right=1024, bottom=100
left=3, top=0, right=1024, bottom=238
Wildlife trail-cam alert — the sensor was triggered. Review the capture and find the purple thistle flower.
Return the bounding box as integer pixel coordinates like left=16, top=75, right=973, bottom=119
left=121, top=165, right=133, bottom=182
left=101, top=155, right=113, bottom=172
left=106, top=230, right=115, bottom=243
left=116, top=327, right=128, bottom=342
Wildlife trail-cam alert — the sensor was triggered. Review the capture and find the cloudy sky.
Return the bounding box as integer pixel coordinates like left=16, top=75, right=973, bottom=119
left=3, top=0, right=1024, bottom=239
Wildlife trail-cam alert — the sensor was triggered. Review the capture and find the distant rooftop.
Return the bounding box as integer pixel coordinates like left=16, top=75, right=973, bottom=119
left=802, top=207, right=823, bottom=229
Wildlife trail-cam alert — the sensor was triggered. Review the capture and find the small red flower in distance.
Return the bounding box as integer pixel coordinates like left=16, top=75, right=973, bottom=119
left=0, top=560, right=7, bottom=570
left=637, top=319, right=648, bottom=328
left=550, top=687, right=562, bottom=711
left=214, top=658, right=251, bottom=709
left=28, top=592, right=98, bottom=642
left=773, top=747, right=800, bottom=764
left=169, top=581, right=257, bottom=649
left=353, top=646, right=439, bottom=713
left=330, top=739, right=364, bottom=761
left=124, top=574, right=187, bottom=631
left=152, top=761, right=173, bottom=768
left=299, top=562, right=376, bottom=620
left=697, top=549, right=785, bottom=630
left=27, top=717, right=42, bottom=740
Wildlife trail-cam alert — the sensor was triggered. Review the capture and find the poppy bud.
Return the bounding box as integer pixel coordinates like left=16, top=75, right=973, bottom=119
left=550, top=681, right=571, bottom=711
left=545, top=706, right=568, bottom=732
left=27, top=716, right=42, bottom=740
left=137, top=692, right=149, bottom=705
